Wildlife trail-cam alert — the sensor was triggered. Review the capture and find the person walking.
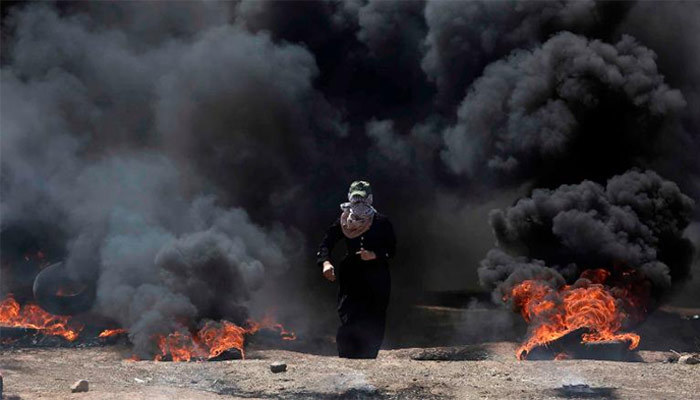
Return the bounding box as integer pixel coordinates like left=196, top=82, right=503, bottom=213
left=317, top=180, right=396, bottom=358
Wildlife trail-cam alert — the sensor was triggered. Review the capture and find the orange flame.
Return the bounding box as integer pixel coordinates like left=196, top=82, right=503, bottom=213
left=99, top=328, right=127, bottom=338
left=253, top=315, right=297, bottom=341
left=0, top=294, right=83, bottom=341
left=505, top=269, right=641, bottom=360
left=154, top=316, right=295, bottom=362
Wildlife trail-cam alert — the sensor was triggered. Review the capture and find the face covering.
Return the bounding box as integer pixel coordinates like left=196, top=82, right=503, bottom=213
left=339, top=194, right=376, bottom=238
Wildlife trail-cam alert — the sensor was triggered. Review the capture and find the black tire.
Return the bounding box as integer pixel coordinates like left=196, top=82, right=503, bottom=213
left=32, top=262, right=95, bottom=315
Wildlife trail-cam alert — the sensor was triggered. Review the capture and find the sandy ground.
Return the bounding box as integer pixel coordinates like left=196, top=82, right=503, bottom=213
left=2, top=305, right=699, bottom=400
left=2, top=342, right=700, bottom=399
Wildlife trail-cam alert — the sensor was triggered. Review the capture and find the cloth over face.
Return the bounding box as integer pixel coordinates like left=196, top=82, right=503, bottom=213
left=340, top=183, right=376, bottom=239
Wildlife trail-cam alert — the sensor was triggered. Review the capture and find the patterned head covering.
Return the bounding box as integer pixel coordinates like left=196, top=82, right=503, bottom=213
left=340, top=180, right=376, bottom=238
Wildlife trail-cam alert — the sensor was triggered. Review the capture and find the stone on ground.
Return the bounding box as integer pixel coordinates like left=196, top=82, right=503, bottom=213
left=678, top=354, right=700, bottom=364
left=71, top=379, right=89, bottom=393
left=270, top=362, right=287, bottom=373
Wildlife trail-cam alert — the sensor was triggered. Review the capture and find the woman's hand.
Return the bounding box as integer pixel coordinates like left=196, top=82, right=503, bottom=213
left=356, top=248, right=377, bottom=261
left=322, top=261, right=336, bottom=282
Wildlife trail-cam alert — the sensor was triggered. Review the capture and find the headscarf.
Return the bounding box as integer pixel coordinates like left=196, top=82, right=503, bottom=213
left=340, top=193, right=376, bottom=238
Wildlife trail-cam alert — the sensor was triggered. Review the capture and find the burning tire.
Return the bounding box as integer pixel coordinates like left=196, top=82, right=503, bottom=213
left=32, top=262, right=95, bottom=316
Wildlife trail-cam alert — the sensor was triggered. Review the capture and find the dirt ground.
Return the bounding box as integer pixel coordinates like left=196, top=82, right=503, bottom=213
left=2, top=343, right=699, bottom=400
left=2, top=306, right=699, bottom=400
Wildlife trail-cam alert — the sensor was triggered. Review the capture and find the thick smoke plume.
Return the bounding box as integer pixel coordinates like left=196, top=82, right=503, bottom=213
left=441, top=32, right=685, bottom=183
left=1, top=1, right=699, bottom=352
left=479, top=170, right=695, bottom=303
left=1, top=4, right=313, bottom=356
left=423, top=0, right=617, bottom=107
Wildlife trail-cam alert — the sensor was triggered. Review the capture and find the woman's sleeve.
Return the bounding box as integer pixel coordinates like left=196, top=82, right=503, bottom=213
left=377, top=219, right=396, bottom=260
left=317, top=219, right=343, bottom=267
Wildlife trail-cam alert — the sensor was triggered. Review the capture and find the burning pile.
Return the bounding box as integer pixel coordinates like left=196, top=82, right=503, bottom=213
left=1, top=294, right=294, bottom=361
left=0, top=294, right=83, bottom=341
left=153, top=317, right=296, bottom=362
left=480, top=170, right=695, bottom=359
left=505, top=269, right=642, bottom=359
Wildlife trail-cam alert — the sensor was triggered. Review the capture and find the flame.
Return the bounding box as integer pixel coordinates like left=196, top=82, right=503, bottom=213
left=252, top=315, right=297, bottom=341
left=505, top=269, right=641, bottom=360
left=0, top=294, right=83, bottom=341
left=99, top=328, right=127, bottom=338
left=154, top=316, right=295, bottom=362
left=0, top=291, right=294, bottom=359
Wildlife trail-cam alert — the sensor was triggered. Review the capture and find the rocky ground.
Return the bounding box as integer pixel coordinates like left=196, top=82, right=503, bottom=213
left=2, top=306, right=699, bottom=399
left=2, top=343, right=700, bottom=400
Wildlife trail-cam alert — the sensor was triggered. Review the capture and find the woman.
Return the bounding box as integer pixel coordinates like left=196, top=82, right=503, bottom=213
left=317, top=180, right=396, bottom=359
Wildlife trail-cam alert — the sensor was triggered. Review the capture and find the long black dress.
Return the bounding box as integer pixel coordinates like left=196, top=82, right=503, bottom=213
left=317, top=213, right=396, bottom=359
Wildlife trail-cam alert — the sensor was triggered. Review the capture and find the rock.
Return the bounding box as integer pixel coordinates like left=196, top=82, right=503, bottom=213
left=71, top=379, right=89, bottom=393
left=270, top=362, right=287, bottom=373
left=678, top=355, right=700, bottom=365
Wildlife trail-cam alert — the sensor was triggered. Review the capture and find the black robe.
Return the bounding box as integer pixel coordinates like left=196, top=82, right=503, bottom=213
left=317, top=213, right=396, bottom=358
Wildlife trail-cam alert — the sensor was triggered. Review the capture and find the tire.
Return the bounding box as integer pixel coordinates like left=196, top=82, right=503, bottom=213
left=32, top=262, right=96, bottom=315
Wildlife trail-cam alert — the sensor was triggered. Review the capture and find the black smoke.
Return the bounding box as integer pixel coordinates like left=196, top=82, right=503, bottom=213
left=440, top=32, right=686, bottom=186
left=422, top=0, right=633, bottom=108
left=1, top=1, right=699, bottom=353
left=1, top=3, right=314, bottom=356
left=479, top=170, right=695, bottom=303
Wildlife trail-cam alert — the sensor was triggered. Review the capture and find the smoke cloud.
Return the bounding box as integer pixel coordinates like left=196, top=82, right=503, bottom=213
left=479, top=170, right=695, bottom=302
left=440, top=32, right=686, bottom=183
left=1, top=3, right=316, bottom=355
left=423, top=0, right=608, bottom=107
left=1, top=0, right=699, bottom=352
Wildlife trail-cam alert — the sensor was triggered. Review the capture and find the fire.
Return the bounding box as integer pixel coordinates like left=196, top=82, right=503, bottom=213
left=252, top=315, right=297, bottom=341
left=0, top=294, right=83, bottom=341
left=99, top=328, right=127, bottom=338
left=505, top=269, right=641, bottom=360
left=154, top=316, right=295, bottom=362
left=0, top=291, right=294, bottom=359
